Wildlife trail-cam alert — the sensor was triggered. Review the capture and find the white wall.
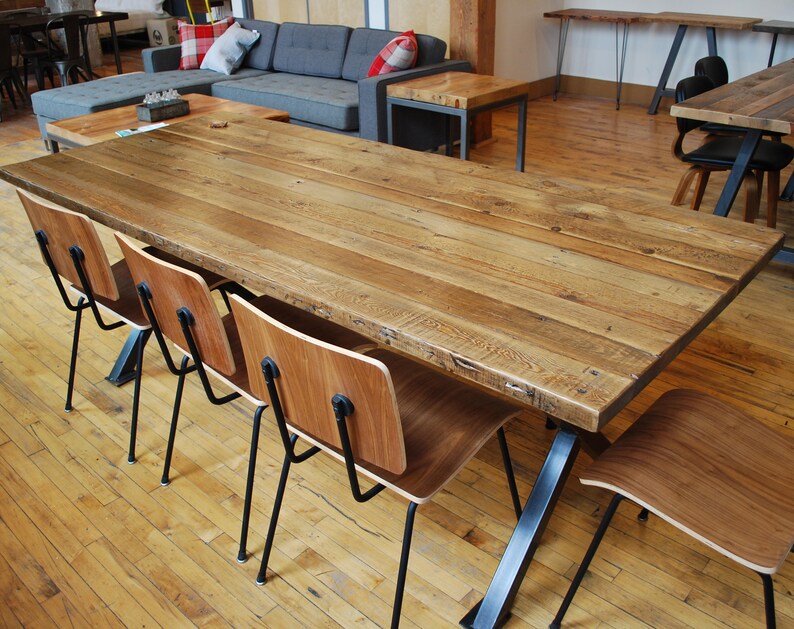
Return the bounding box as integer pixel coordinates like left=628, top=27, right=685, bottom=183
left=495, top=0, right=794, bottom=86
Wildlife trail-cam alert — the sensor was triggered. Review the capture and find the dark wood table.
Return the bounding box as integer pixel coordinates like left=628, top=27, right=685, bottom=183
left=752, top=20, right=794, bottom=67
left=0, top=9, right=129, bottom=74
left=543, top=9, right=648, bottom=110
left=641, top=12, right=762, bottom=115
left=0, top=116, right=783, bottom=628
left=670, top=58, right=794, bottom=262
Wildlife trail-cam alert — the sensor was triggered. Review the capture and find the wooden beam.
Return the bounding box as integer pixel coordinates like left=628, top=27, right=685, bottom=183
left=449, top=0, right=496, bottom=143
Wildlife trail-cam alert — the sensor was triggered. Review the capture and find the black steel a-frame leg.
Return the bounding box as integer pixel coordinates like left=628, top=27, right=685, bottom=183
left=460, top=424, right=581, bottom=629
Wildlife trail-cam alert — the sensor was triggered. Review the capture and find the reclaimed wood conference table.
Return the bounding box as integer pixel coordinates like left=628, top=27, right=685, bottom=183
left=0, top=115, right=783, bottom=628
left=670, top=58, right=794, bottom=263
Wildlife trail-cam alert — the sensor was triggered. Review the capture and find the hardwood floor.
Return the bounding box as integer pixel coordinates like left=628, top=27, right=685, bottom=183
left=0, top=48, right=793, bottom=628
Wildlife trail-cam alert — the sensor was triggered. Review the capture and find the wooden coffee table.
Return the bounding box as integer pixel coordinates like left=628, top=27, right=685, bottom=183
left=45, top=93, right=290, bottom=152
left=386, top=72, right=529, bottom=171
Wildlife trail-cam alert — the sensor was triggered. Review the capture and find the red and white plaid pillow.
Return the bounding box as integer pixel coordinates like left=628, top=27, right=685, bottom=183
left=178, top=17, right=234, bottom=70
left=367, top=30, right=418, bottom=77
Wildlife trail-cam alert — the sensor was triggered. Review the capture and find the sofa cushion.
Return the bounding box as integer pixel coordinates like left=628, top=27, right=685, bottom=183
left=236, top=18, right=279, bottom=71
left=212, top=73, right=358, bottom=131
left=200, top=22, right=260, bottom=74
left=272, top=22, right=351, bottom=78
left=178, top=16, right=233, bottom=70
left=367, top=30, right=417, bottom=77
left=31, top=69, right=264, bottom=121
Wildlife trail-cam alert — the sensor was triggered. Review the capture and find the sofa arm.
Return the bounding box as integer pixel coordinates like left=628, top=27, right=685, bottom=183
left=142, top=45, right=182, bottom=73
left=358, top=59, right=472, bottom=148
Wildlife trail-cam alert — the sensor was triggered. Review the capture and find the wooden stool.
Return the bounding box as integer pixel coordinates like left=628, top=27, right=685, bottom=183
left=551, top=389, right=794, bottom=629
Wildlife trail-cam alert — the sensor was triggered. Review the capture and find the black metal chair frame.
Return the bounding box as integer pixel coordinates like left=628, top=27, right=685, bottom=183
left=134, top=279, right=264, bottom=563
left=34, top=228, right=148, bottom=462
left=253, top=354, right=523, bottom=629
left=42, top=12, right=92, bottom=87
left=0, top=22, right=27, bottom=121
left=550, top=494, right=783, bottom=629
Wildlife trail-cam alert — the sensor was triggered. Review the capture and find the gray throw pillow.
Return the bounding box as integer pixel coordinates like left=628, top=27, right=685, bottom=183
left=200, top=22, right=261, bottom=75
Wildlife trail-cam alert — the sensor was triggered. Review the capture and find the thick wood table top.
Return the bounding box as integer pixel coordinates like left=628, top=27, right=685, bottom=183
left=670, top=59, right=794, bottom=134
left=639, top=12, right=761, bottom=29
left=0, top=9, right=128, bottom=29
left=543, top=9, right=648, bottom=23
left=386, top=72, right=529, bottom=110
left=45, top=93, right=290, bottom=147
left=0, top=116, right=782, bottom=431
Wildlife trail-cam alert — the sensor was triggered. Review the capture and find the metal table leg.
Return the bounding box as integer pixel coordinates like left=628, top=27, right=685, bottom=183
left=648, top=24, right=687, bottom=114
left=767, top=33, right=779, bottom=67
left=781, top=170, right=794, bottom=202
left=459, top=110, right=470, bottom=161
left=552, top=19, right=570, bottom=102
left=386, top=100, right=395, bottom=145
left=109, top=21, right=123, bottom=74
left=515, top=96, right=527, bottom=172
left=713, top=129, right=763, bottom=217
left=460, top=424, right=581, bottom=629
left=106, top=329, right=151, bottom=386
left=615, top=22, right=630, bottom=110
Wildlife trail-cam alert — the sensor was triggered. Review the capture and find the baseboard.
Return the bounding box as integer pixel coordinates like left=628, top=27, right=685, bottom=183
left=528, top=75, right=675, bottom=111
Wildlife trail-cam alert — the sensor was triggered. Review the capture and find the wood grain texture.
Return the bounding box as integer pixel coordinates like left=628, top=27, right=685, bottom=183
left=671, top=59, right=794, bottom=134
left=543, top=9, right=647, bottom=24
left=387, top=71, right=529, bottom=110
left=583, top=388, right=794, bottom=574
left=1, top=115, right=782, bottom=432
left=45, top=93, right=290, bottom=148
left=639, top=12, right=761, bottom=29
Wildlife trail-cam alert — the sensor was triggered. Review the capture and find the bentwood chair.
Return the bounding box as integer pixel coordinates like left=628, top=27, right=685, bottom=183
left=115, top=233, right=374, bottom=562
left=551, top=389, right=794, bottom=629
left=16, top=189, right=224, bottom=464
left=229, top=294, right=524, bottom=628
left=671, top=75, right=794, bottom=227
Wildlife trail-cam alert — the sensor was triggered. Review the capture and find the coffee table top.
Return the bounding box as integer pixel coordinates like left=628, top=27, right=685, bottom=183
left=387, top=72, right=529, bottom=110
left=45, top=93, right=290, bottom=148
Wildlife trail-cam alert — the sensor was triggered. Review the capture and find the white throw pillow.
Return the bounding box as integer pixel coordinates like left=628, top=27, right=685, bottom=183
left=200, top=22, right=260, bottom=75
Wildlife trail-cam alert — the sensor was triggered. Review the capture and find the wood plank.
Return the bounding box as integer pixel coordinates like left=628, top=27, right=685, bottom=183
left=639, top=12, right=762, bottom=29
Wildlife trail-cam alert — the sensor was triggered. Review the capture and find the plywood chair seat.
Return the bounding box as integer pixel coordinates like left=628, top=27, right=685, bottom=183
left=551, top=389, right=794, bottom=628
left=289, top=348, right=523, bottom=503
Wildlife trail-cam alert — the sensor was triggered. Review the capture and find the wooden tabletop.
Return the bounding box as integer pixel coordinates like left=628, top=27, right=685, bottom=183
left=670, top=58, right=794, bottom=134
left=639, top=12, right=761, bottom=29
left=0, top=116, right=782, bottom=432
left=387, top=71, right=529, bottom=110
left=46, top=93, right=290, bottom=147
left=543, top=9, right=648, bottom=23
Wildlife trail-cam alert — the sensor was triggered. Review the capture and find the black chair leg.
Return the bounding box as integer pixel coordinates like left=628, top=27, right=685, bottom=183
left=160, top=355, right=190, bottom=486
left=256, top=440, right=294, bottom=585
left=760, top=573, right=776, bottom=629
left=127, top=330, right=146, bottom=464
left=391, top=501, right=418, bottom=629
left=65, top=298, right=85, bottom=412
left=637, top=507, right=650, bottom=521
left=497, top=427, right=522, bottom=520
left=238, top=404, right=265, bottom=563
left=550, top=494, right=624, bottom=629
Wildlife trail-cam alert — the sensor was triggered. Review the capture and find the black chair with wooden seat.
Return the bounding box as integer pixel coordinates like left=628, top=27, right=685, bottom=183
left=16, top=189, right=226, bottom=465
left=229, top=294, right=525, bottom=628
left=115, top=233, right=375, bottom=563
left=550, top=389, right=794, bottom=629
left=671, top=75, right=794, bottom=227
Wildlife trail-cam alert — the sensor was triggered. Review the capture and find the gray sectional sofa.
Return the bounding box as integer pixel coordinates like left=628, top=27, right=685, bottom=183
left=31, top=19, right=471, bottom=150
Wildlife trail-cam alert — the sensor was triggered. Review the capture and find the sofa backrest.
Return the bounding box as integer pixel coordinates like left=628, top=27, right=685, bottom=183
left=341, top=28, right=448, bottom=81
left=272, top=22, right=351, bottom=78
left=237, top=19, right=279, bottom=71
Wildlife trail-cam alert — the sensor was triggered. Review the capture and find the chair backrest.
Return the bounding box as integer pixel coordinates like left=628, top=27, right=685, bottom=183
left=46, top=11, right=88, bottom=60
left=230, top=294, right=407, bottom=474
left=115, top=232, right=235, bottom=375
left=695, top=55, right=729, bottom=88
left=674, top=75, right=715, bottom=134
left=17, top=189, right=120, bottom=300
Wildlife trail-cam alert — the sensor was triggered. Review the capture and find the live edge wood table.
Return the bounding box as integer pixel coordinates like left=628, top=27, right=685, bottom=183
left=670, top=59, right=794, bottom=263
left=642, top=12, right=761, bottom=115
left=386, top=71, right=529, bottom=171
left=0, top=115, right=782, bottom=628
left=45, top=93, right=290, bottom=152
left=543, top=9, right=648, bottom=110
